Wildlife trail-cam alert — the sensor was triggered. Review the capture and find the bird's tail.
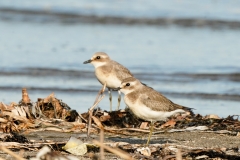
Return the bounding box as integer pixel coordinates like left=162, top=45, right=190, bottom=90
left=176, top=104, right=194, bottom=116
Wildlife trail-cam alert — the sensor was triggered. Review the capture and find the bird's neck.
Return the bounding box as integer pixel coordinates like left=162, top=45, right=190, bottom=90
left=92, top=61, right=107, bottom=68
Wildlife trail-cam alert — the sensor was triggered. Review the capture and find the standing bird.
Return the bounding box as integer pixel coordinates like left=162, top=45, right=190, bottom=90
left=118, top=77, right=193, bottom=145
left=83, top=52, right=133, bottom=111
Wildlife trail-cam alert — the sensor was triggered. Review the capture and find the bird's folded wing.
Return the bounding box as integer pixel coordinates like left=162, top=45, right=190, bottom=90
left=140, top=94, right=177, bottom=112
left=113, top=61, right=133, bottom=79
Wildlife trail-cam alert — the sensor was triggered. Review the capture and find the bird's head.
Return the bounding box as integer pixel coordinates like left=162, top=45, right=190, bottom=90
left=83, top=52, right=110, bottom=68
left=118, top=77, right=142, bottom=95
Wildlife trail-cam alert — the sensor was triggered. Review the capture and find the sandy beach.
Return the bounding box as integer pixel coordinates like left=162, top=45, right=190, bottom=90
left=1, top=1, right=240, bottom=159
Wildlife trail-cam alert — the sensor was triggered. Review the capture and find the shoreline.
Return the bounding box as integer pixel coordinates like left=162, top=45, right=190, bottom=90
left=1, top=7, right=240, bottom=29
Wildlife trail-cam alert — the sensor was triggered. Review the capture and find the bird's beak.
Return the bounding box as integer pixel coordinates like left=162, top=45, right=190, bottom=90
left=117, top=87, right=121, bottom=90
left=83, top=59, right=92, bottom=64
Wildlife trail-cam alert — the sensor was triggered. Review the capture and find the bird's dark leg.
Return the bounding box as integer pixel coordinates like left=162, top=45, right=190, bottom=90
left=117, top=90, right=121, bottom=110
left=146, top=121, right=154, bottom=146
left=108, top=88, right=112, bottom=112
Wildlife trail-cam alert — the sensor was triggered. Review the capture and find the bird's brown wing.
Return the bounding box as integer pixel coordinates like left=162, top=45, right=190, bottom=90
left=112, top=60, right=133, bottom=80
left=140, top=87, right=193, bottom=113
left=140, top=94, right=176, bottom=112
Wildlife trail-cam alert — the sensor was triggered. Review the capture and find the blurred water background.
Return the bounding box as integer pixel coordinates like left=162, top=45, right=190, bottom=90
left=0, top=0, right=240, bottom=117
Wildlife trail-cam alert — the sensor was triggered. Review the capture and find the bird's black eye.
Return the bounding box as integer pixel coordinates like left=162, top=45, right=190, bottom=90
left=96, top=56, right=100, bottom=59
left=126, top=83, right=130, bottom=86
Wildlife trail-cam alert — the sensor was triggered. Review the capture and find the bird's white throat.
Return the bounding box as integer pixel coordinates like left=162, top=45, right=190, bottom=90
left=91, top=61, right=107, bottom=68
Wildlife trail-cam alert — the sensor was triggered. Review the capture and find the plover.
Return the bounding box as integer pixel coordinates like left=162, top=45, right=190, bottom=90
left=118, top=77, right=193, bottom=145
left=83, top=52, right=133, bottom=111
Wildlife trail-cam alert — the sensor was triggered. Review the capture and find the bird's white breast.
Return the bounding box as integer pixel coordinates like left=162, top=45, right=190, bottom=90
left=95, top=68, right=121, bottom=89
left=124, top=95, right=185, bottom=122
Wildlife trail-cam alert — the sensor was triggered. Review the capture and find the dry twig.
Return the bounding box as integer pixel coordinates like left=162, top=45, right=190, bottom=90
left=176, top=149, right=183, bottom=160
left=0, top=146, right=26, bottom=160
left=100, top=129, right=105, bottom=160
left=93, top=140, right=134, bottom=160
left=87, top=83, right=106, bottom=137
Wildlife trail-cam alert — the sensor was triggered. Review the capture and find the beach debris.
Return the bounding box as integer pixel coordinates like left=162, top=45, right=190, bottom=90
left=1, top=132, right=29, bottom=143
left=30, top=145, right=79, bottom=160
left=176, top=149, right=183, bottom=160
left=92, top=116, right=104, bottom=130
left=168, top=126, right=209, bottom=132
left=0, top=145, right=26, bottom=160
left=205, top=114, right=221, bottom=119
left=0, top=88, right=240, bottom=159
left=36, top=92, right=79, bottom=121
left=99, top=113, right=111, bottom=122
left=21, top=88, right=31, bottom=105
left=0, top=88, right=239, bottom=136
left=139, top=122, right=148, bottom=129
left=87, top=82, right=106, bottom=137
left=93, top=140, right=134, bottom=160
left=0, top=102, right=9, bottom=111
left=185, top=126, right=209, bottom=131
left=31, top=146, right=51, bottom=160
left=195, top=155, right=209, bottom=159
left=0, top=101, right=34, bottom=132
left=136, top=147, right=151, bottom=156
left=237, top=132, right=240, bottom=137
left=160, top=119, right=176, bottom=128
left=0, top=88, right=82, bottom=133
left=62, top=136, right=87, bottom=156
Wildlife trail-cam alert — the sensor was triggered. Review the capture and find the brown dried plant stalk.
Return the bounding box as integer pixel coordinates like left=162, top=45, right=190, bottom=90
left=87, top=83, right=106, bottom=137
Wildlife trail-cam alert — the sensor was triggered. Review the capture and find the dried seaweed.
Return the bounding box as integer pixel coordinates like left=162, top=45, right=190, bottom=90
left=1, top=132, right=29, bottom=143
left=0, top=88, right=239, bottom=160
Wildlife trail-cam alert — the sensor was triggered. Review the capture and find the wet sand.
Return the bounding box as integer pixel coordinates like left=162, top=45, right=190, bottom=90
left=0, top=130, right=239, bottom=159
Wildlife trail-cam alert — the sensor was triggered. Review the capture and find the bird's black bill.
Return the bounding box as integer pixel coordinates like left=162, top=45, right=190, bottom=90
left=83, top=59, right=92, bottom=64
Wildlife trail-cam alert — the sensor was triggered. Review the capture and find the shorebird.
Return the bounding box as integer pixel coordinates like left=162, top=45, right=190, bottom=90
left=118, top=77, right=193, bottom=145
left=83, top=52, right=133, bottom=111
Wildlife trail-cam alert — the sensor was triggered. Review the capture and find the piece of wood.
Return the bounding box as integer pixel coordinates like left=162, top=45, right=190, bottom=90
left=0, top=146, right=26, bottom=160
left=93, top=140, right=134, bottom=160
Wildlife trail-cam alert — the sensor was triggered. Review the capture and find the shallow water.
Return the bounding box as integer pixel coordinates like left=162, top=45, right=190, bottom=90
left=0, top=1, right=240, bottom=117
left=1, top=0, right=240, bottom=21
